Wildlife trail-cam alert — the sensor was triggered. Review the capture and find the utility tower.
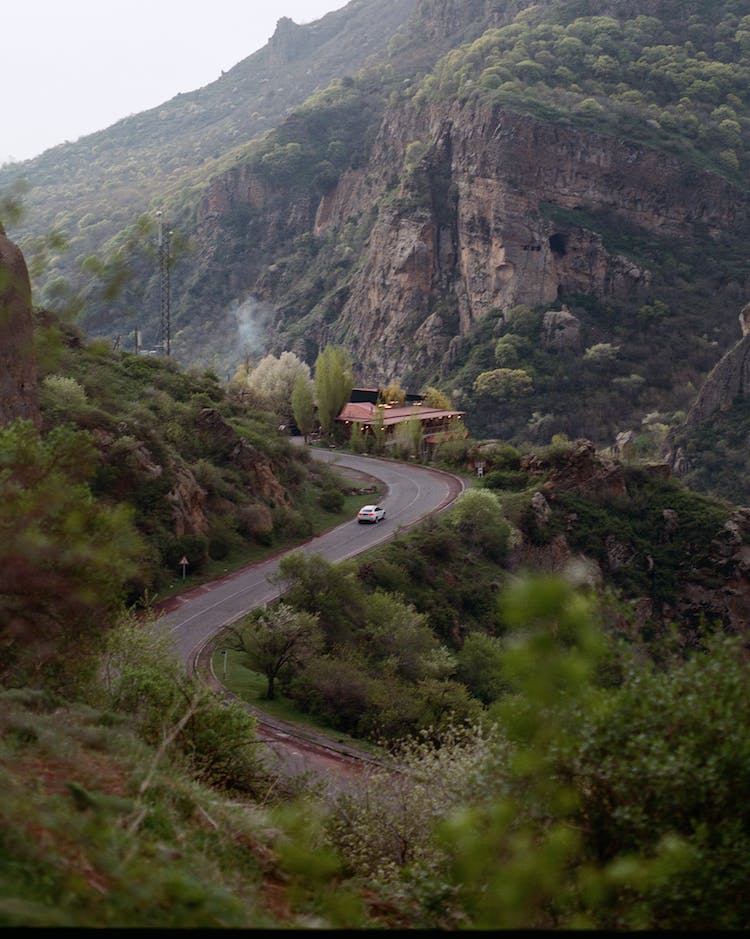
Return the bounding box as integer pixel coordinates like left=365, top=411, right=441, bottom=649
left=157, top=211, right=171, bottom=356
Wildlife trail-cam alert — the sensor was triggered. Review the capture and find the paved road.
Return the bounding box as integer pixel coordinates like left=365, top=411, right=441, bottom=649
left=153, top=448, right=466, bottom=787
left=156, top=448, right=466, bottom=673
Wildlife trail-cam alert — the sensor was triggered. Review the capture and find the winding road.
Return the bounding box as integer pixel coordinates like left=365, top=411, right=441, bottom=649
left=155, top=447, right=467, bottom=785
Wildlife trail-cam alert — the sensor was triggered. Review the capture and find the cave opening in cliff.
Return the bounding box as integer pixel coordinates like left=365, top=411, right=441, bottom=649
left=549, top=233, right=567, bottom=256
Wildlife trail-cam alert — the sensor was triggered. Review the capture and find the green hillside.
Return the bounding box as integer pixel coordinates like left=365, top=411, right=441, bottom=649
left=4, top=3, right=750, bottom=921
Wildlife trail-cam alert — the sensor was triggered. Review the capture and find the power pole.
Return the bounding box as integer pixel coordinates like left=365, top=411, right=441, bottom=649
left=157, top=211, right=171, bottom=356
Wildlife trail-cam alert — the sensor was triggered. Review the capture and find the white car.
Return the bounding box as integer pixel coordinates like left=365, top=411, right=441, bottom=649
left=357, top=504, right=386, bottom=524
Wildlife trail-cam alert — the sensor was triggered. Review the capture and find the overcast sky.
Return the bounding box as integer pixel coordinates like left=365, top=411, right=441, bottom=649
left=3, top=0, right=350, bottom=165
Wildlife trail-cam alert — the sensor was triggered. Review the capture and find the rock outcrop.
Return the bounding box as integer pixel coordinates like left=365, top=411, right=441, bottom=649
left=664, top=301, right=750, bottom=481
left=508, top=440, right=750, bottom=639
left=676, top=302, right=750, bottom=429
left=195, top=408, right=290, bottom=507
left=0, top=224, right=40, bottom=428
left=541, top=306, right=582, bottom=352
left=522, top=438, right=628, bottom=499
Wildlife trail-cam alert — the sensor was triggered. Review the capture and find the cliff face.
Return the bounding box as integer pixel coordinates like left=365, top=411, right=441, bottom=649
left=662, top=302, right=750, bottom=497
left=0, top=224, right=40, bottom=428
left=675, top=303, right=750, bottom=431
left=189, top=89, right=750, bottom=390
left=310, top=103, right=749, bottom=385
left=180, top=0, right=748, bottom=390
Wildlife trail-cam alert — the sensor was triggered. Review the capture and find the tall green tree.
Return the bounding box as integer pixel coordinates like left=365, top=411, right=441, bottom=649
left=370, top=407, right=386, bottom=454
left=291, top=370, right=315, bottom=442
left=314, top=345, right=353, bottom=437
left=421, top=386, right=452, bottom=409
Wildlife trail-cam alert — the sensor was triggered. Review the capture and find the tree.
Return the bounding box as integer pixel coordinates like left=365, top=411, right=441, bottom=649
left=364, top=589, right=448, bottom=682
left=380, top=381, right=406, bottom=406
left=494, top=334, right=532, bottom=368
left=291, top=370, right=315, bottom=441
left=422, top=386, right=452, bottom=409
left=448, top=488, right=511, bottom=560
left=455, top=632, right=508, bottom=704
left=234, top=602, right=323, bottom=700
left=472, top=368, right=533, bottom=400
left=370, top=407, right=386, bottom=455
left=242, top=351, right=310, bottom=423
left=393, top=415, right=424, bottom=460
left=314, top=345, right=353, bottom=437
left=272, top=551, right=365, bottom=648
left=571, top=632, right=750, bottom=930
left=348, top=420, right=366, bottom=453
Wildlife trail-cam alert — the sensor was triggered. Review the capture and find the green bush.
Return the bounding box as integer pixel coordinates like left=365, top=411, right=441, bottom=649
left=572, top=634, right=750, bottom=930
left=164, top=534, right=209, bottom=574
left=271, top=505, right=313, bottom=540
left=482, top=469, right=528, bottom=491
left=207, top=515, right=244, bottom=561
left=318, top=486, right=345, bottom=513
left=286, top=654, right=374, bottom=735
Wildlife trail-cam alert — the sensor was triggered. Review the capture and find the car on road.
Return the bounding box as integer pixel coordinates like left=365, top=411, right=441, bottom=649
left=357, top=504, right=386, bottom=524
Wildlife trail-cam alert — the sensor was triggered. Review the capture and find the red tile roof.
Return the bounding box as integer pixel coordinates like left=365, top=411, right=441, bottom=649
left=336, top=402, right=464, bottom=426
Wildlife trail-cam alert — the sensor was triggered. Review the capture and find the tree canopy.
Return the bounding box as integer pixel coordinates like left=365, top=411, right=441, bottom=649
left=314, top=344, right=353, bottom=436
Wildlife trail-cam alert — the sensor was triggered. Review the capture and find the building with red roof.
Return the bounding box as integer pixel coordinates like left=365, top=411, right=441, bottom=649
left=335, top=399, right=466, bottom=446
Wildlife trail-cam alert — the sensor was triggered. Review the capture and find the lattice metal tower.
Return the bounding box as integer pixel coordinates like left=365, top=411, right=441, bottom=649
left=157, top=211, right=171, bottom=356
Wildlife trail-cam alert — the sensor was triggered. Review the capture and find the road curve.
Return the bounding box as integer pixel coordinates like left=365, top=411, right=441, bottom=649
left=153, top=449, right=465, bottom=785
left=156, top=448, right=467, bottom=673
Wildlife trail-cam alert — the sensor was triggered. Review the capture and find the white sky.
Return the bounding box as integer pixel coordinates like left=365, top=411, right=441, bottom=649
left=3, top=0, right=350, bottom=165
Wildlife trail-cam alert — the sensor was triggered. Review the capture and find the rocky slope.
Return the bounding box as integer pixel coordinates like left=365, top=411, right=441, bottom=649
left=662, top=302, right=750, bottom=505
left=505, top=439, right=750, bottom=641
left=0, top=0, right=416, bottom=304
left=671, top=302, right=750, bottom=432
left=0, top=224, right=39, bottom=428
left=164, top=0, right=750, bottom=453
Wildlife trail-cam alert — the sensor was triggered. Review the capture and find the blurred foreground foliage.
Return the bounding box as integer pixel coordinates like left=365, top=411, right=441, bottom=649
left=4, top=573, right=750, bottom=927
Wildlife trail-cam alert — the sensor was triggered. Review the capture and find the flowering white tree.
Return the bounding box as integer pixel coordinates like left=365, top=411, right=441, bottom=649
left=242, top=351, right=310, bottom=422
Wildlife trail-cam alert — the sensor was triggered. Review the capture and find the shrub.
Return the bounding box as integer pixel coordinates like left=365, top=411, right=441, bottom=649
left=318, top=486, right=345, bottom=513
left=207, top=515, right=244, bottom=561
left=448, top=489, right=511, bottom=561
left=164, top=534, right=209, bottom=574
left=39, top=374, right=88, bottom=418
left=286, top=654, right=374, bottom=735
left=356, top=557, right=410, bottom=595
left=271, top=505, right=313, bottom=540
left=236, top=503, right=273, bottom=540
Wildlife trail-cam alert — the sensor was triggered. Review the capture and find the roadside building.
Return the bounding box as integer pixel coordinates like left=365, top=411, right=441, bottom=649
left=336, top=399, right=466, bottom=448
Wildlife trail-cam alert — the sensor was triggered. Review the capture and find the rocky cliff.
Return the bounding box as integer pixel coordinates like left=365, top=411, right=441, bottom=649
left=507, top=439, right=750, bottom=641
left=6, top=0, right=750, bottom=460
left=0, top=224, right=39, bottom=428
left=673, top=303, right=750, bottom=431
left=200, top=95, right=748, bottom=391
left=328, top=103, right=745, bottom=385
left=662, top=302, right=750, bottom=502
